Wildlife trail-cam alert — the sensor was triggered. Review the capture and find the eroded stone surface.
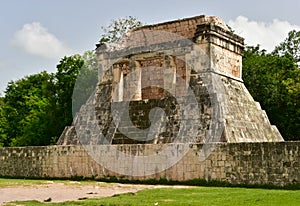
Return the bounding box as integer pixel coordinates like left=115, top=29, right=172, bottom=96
left=57, top=15, right=283, bottom=145
left=1, top=142, right=299, bottom=186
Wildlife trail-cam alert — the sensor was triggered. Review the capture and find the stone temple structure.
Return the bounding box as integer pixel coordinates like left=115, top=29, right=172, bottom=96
left=58, top=15, right=283, bottom=146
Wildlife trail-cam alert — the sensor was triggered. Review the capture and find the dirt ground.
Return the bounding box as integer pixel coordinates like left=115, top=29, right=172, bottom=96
left=0, top=181, right=191, bottom=205
left=0, top=181, right=154, bottom=205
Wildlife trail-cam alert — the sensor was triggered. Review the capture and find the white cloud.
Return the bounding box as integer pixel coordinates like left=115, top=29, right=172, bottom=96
left=228, top=16, right=300, bottom=51
left=12, top=22, right=73, bottom=59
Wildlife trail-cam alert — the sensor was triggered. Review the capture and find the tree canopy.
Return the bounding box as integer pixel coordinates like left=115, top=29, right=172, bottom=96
left=0, top=51, right=98, bottom=146
left=243, top=45, right=300, bottom=140
left=0, top=71, right=54, bottom=146
left=99, top=16, right=142, bottom=43
left=273, top=30, right=300, bottom=64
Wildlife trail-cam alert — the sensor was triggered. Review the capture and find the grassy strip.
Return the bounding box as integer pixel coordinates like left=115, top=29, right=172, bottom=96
left=6, top=186, right=300, bottom=206
left=1, top=175, right=300, bottom=190
left=0, top=178, right=50, bottom=188
left=96, top=176, right=300, bottom=190
left=0, top=178, right=117, bottom=188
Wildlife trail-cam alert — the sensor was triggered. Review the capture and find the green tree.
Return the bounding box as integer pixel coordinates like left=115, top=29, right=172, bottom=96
left=243, top=45, right=300, bottom=140
left=273, top=30, right=300, bottom=64
left=0, top=97, right=9, bottom=146
left=0, top=52, right=99, bottom=146
left=99, top=16, right=142, bottom=43
left=1, top=71, right=54, bottom=146
left=72, top=51, right=98, bottom=115
left=53, top=54, right=84, bottom=141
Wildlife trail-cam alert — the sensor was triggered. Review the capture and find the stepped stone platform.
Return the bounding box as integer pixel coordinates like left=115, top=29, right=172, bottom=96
left=58, top=15, right=283, bottom=146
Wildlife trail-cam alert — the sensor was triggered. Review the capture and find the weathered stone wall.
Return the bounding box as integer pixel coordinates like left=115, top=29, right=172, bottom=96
left=134, top=15, right=233, bottom=41
left=1, top=142, right=299, bottom=186
left=134, top=15, right=244, bottom=79
left=58, top=15, right=282, bottom=145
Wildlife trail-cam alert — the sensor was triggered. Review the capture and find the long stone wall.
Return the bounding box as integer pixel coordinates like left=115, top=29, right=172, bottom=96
left=0, top=142, right=299, bottom=186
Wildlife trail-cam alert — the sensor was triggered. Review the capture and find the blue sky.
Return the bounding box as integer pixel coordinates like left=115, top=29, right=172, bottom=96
left=1, top=0, right=300, bottom=94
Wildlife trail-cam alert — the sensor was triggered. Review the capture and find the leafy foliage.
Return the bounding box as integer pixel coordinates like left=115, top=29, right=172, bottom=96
left=99, top=16, right=142, bottom=43
left=0, top=51, right=97, bottom=146
left=243, top=45, right=300, bottom=140
left=54, top=54, right=84, bottom=140
left=0, top=72, right=54, bottom=146
left=0, top=97, right=8, bottom=146
left=273, top=30, right=300, bottom=64
left=72, top=51, right=98, bottom=115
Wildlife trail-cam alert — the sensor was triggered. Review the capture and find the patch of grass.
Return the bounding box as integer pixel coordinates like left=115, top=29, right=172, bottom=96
left=0, top=178, right=48, bottom=188
left=2, top=176, right=300, bottom=190
left=95, top=176, right=300, bottom=190
left=0, top=178, right=112, bottom=188
left=6, top=187, right=300, bottom=206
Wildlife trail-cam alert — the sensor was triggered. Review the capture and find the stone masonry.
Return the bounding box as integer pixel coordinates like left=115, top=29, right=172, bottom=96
left=1, top=15, right=297, bottom=187
left=0, top=142, right=299, bottom=186
left=58, top=15, right=283, bottom=145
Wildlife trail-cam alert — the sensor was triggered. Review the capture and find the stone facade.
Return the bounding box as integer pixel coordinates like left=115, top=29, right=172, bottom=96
left=0, top=142, right=299, bottom=186
left=2, top=15, right=296, bottom=188
left=58, top=15, right=283, bottom=145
